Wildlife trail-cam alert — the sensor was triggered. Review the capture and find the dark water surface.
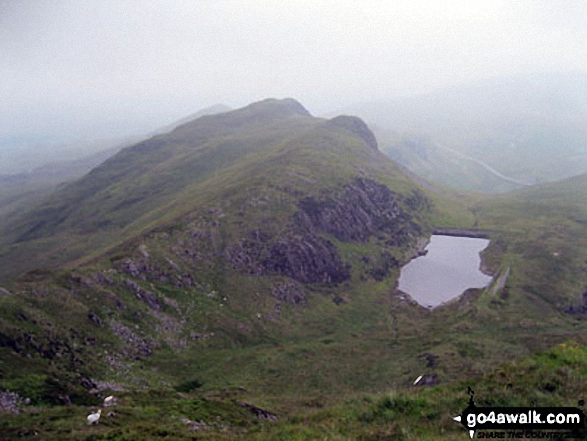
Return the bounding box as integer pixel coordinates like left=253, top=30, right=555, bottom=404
left=398, top=235, right=492, bottom=308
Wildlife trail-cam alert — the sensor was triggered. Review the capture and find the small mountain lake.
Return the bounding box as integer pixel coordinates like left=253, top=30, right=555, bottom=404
left=397, top=235, right=493, bottom=308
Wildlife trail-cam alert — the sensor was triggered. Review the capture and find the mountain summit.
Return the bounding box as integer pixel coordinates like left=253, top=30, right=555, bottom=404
left=0, top=98, right=436, bottom=412
left=0, top=99, right=404, bottom=282
left=327, top=115, right=378, bottom=150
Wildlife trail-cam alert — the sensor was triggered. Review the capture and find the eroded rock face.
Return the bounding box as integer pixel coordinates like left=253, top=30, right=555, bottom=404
left=270, top=279, right=306, bottom=305
left=225, top=178, right=429, bottom=285
left=265, top=234, right=349, bottom=283
left=109, top=320, right=154, bottom=359
left=297, top=178, right=414, bottom=243
left=123, top=280, right=161, bottom=310
left=112, top=178, right=429, bottom=307
left=225, top=233, right=349, bottom=283
left=564, top=290, right=587, bottom=314
left=224, top=240, right=263, bottom=275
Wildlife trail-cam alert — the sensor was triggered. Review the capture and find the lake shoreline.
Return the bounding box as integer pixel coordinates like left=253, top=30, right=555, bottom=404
left=432, top=227, right=493, bottom=239
left=397, top=234, right=493, bottom=308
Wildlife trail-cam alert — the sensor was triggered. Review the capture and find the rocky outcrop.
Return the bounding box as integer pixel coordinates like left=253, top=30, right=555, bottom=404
left=120, top=260, right=148, bottom=279
left=224, top=240, right=264, bottom=275
left=225, top=178, right=429, bottom=286
left=296, top=178, right=420, bottom=244
left=225, top=233, right=350, bottom=284
left=237, top=400, right=278, bottom=422
left=0, top=391, right=24, bottom=414
left=265, top=234, right=349, bottom=283
left=123, top=280, right=161, bottom=310
left=270, top=279, right=306, bottom=305
left=109, top=320, right=154, bottom=359
left=118, top=257, right=196, bottom=288
left=149, top=309, right=184, bottom=348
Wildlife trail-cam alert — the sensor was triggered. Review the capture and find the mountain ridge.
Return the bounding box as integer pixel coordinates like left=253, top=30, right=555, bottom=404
left=1, top=97, right=586, bottom=440
left=0, top=98, right=421, bottom=282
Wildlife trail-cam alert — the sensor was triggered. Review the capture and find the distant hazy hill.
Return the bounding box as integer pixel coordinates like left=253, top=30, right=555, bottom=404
left=0, top=137, right=136, bottom=176
left=0, top=144, right=124, bottom=212
left=348, top=73, right=587, bottom=192
left=0, top=104, right=233, bottom=241
left=0, top=105, right=232, bottom=176
left=148, top=103, right=232, bottom=136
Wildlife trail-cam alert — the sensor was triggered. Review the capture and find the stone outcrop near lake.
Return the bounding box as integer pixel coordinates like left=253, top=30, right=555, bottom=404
left=225, top=178, right=430, bottom=285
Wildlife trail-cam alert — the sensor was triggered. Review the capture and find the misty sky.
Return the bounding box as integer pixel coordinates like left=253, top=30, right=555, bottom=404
left=2, top=0, right=587, bottom=145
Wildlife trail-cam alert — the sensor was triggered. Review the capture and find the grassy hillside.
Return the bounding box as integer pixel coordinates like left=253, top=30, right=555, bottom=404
left=0, top=99, right=586, bottom=439
left=0, top=104, right=232, bottom=228
left=0, top=99, right=321, bottom=281
left=0, top=98, right=442, bottom=407
left=1, top=341, right=585, bottom=439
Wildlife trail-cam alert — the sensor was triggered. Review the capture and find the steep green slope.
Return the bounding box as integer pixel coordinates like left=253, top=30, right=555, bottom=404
left=0, top=99, right=322, bottom=281
left=1, top=99, right=586, bottom=439
left=0, top=104, right=232, bottom=228
left=0, top=98, right=442, bottom=410
left=467, top=171, right=587, bottom=322
left=249, top=342, right=587, bottom=440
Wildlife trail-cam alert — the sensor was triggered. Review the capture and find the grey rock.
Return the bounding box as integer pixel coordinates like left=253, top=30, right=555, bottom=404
left=0, top=391, right=22, bottom=414
left=270, top=280, right=306, bottom=305
left=109, top=320, right=154, bottom=359
left=265, top=234, right=350, bottom=283
left=296, top=178, right=405, bottom=243
left=180, top=417, right=207, bottom=431
left=88, top=312, right=102, bottom=326
left=236, top=400, right=278, bottom=422
left=123, top=280, right=161, bottom=310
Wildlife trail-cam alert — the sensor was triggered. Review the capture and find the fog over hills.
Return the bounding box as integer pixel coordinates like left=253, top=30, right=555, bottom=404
left=347, top=73, right=587, bottom=192
left=4, top=1, right=587, bottom=165
left=0, top=104, right=233, bottom=233
left=2, top=1, right=587, bottom=438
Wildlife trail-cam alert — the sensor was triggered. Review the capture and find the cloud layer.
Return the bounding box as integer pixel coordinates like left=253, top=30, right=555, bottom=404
left=2, top=0, right=586, bottom=142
